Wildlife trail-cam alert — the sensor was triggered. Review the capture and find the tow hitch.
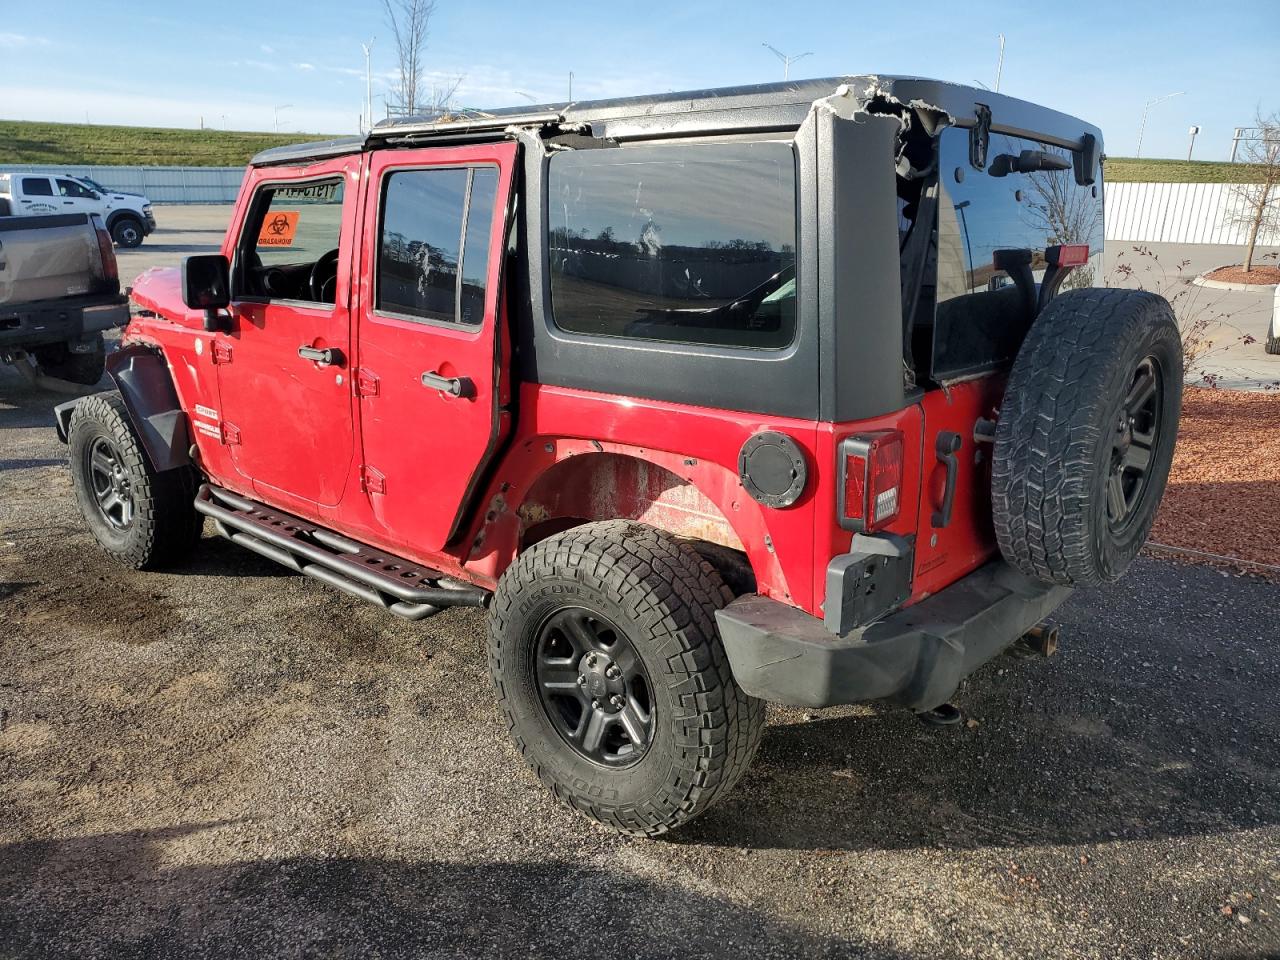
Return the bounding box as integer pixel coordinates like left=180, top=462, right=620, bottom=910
left=1010, top=621, right=1060, bottom=658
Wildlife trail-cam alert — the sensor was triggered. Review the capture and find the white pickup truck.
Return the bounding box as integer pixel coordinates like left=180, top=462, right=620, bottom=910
left=0, top=173, right=155, bottom=248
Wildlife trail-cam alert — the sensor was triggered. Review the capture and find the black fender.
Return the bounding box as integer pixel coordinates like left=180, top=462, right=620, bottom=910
left=54, top=344, right=192, bottom=472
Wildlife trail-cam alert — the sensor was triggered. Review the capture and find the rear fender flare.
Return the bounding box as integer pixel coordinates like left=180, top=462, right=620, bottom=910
left=61, top=344, right=192, bottom=471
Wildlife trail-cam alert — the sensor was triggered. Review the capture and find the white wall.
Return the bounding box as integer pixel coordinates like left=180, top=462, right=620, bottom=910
left=3, top=164, right=245, bottom=204
left=1105, top=182, right=1278, bottom=246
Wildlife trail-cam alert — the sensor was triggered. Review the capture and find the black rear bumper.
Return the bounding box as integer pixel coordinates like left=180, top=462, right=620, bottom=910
left=0, top=294, right=128, bottom=351
left=715, top=561, right=1071, bottom=711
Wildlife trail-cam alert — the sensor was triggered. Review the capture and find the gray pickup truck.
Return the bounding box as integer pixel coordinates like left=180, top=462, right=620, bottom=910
left=0, top=212, right=127, bottom=385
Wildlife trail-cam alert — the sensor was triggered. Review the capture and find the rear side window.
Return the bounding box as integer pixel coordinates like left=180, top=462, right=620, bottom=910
left=547, top=141, right=797, bottom=350
left=22, top=177, right=53, bottom=196
left=376, top=166, right=499, bottom=326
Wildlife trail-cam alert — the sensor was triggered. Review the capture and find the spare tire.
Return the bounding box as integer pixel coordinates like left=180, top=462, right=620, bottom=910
left=992, top=288, right=1182, bottom=585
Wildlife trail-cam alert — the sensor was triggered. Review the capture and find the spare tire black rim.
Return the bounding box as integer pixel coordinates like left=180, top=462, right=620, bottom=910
left=86, top=436, right=135, bottom=530
left=1107, top=356, right=1164, bottom=534
left=534, top=607, right=655, bottom=768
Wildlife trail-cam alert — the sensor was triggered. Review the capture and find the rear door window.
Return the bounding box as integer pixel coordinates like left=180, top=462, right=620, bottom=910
left=22, top=177, right=53, bottom=196
left=375, top=166, right=499, bottom=326
left=547, top=141, right=798, bottom=350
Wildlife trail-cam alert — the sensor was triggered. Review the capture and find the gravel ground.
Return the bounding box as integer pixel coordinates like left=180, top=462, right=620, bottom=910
left=1152, top=387, right=1280, bottom=572
left=3, top=363, right=1280, bottom=959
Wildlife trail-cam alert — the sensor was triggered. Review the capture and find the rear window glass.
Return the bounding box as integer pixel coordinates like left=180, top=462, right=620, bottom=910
left=547, top=141, right=797, bottom=350
left=936, top=130, right=1103, bottom=298
left=929, top=129, right=1104, bottom=377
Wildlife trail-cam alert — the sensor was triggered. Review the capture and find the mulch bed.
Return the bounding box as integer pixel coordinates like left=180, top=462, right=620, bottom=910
left=1149, top=386, right=1280, bottom=574
left=1202, top=264, right=1280, bottom=285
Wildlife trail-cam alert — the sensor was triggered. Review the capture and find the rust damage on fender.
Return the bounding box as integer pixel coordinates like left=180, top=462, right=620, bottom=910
left=517, top=451, right=745, bottom=552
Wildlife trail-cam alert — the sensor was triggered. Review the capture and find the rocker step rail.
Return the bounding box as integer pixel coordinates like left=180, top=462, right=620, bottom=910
left=194, top=484, right=489, bottom=620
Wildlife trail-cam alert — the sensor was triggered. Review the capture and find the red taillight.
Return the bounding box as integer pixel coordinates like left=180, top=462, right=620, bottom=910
left=91, top=214, right=119, bottom=288
left=1052, top=243, right=1090, bottom=267
left=839, top=431, right=904, bottom=533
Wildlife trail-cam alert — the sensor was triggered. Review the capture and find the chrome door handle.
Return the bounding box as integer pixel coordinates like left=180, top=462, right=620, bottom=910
left=298, top=345, right=344, bottom=366
left=420, top=370, right=474, bottom=398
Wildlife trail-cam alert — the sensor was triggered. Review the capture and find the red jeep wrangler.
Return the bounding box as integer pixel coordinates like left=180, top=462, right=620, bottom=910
left=55, top=77, right=1181, bottom=836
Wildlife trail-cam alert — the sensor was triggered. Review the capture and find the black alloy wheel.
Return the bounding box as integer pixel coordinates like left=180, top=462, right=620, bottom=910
left=1106, top=356, right=1166, bottom=532
left=86, top=435, right=135, bottom=530
left=534, top=607, right=655, bottom=767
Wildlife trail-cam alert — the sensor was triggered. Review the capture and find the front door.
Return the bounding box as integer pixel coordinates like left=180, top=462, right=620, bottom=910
left=55, top=177, right=102, bottom=217
left=215, top=157, right=361, bottom=508
left=355, top=142, right=517, bottom=553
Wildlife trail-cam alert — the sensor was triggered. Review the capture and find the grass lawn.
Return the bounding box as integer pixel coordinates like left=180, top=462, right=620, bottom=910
left=0, top=120, right=336, bottom=167
left=1105, top=157, right=1264, bottom=183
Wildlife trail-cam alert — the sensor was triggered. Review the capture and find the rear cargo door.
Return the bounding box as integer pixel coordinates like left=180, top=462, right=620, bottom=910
left=354, top=141, right=517, bottom=553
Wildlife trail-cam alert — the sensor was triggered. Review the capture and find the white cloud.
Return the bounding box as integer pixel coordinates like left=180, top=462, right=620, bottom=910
left=260, top=44, right=275, bottom=55
left=295, top=62, right=316, bottom=72
left=0, top=32, right=50, bottom=49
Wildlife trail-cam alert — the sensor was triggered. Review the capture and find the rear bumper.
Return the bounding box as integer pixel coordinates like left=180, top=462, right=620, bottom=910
left=715, top=560, right=1072, bottom=711
left=0, top=295, right=128, bottom=350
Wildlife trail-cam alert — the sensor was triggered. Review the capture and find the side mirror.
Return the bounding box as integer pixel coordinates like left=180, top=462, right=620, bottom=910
left=182, top=254, right=231, bottom=332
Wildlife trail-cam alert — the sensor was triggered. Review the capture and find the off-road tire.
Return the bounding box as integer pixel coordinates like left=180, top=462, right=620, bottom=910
left=68, top=390, right=203, bottom=569
left=1266, top=334, right=1280, bottom=356
left=487, top=520, right=766, bottom=837
left=33, top=335, right=107, bottom=386
left=992, top=288, right=1182, bottom=585
left=110, top=216, right=144, bottom=248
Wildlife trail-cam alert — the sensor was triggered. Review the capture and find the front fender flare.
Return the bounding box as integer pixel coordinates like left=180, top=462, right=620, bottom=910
left=57, top=344, right=192, bottom=471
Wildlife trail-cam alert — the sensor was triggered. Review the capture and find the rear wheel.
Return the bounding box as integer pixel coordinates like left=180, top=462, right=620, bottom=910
left=33, top=335, right=106, bottom=386
left=68, top=391, right=202, bottom=569
left=487, top=521, right=765, bottom=836
left=992, top=288, right=1182, bottom=585
left=110, top=216, right=144, bottom=248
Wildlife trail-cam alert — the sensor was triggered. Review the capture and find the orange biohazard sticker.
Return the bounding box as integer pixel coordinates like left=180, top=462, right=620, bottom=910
left=258, top=211, right=299, bottom=247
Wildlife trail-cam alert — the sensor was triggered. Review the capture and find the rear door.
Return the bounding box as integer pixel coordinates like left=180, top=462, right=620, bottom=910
left=214, top=157, right=362, bottom=508
left=16, top=177, right=59, bottom=215
left=354, top=142, right=517, bottom=553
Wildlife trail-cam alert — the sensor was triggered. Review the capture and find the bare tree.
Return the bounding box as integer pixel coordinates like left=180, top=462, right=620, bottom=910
left=1228, top=110, right=1280, bottom=272
left=382, top=0, right=435, bottom=115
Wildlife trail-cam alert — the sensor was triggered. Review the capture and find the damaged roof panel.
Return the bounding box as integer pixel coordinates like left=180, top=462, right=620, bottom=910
left=250, top=75, right=1103, bottom=167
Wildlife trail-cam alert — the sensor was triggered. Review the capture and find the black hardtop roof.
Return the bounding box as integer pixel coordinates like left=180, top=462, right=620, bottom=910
left=249, top=75, right=1102, bottom=167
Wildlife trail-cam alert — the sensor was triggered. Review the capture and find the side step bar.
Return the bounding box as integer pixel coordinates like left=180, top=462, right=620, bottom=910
left=194, top=484, right=488, bottom=621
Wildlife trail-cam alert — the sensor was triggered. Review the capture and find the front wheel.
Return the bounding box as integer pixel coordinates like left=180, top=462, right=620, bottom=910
left=110, top=217, right=144, bottom=248
left=487, top=521, right=766, bottom=837
left=68, top=391, right=203, bottom=569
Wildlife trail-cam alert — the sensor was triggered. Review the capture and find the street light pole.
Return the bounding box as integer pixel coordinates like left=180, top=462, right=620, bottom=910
left=360, top=38, right=375, bottom=133
left=273, top=104, right=292, bottom=134
left=1135, top=91, right=1184, bottom=158
left=762, top=43, right=813, bottom=81
left=1187, top=125, right=1201, bottom=161
left=994, top=33, right=1005, bottom=93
